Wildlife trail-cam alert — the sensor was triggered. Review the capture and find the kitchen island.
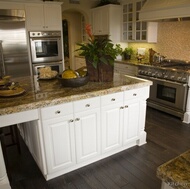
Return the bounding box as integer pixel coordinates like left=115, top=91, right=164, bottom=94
left=0, top=73, right=152, bottom=185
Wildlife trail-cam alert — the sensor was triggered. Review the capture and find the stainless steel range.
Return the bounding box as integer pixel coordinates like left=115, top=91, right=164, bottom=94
left=137, top=59, right=190, bottom=123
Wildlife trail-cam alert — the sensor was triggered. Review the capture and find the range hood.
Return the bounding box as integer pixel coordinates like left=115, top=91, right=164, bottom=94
left=139, top=0, right=190, bottom=21
left=0, top=9, right=25, bottom=21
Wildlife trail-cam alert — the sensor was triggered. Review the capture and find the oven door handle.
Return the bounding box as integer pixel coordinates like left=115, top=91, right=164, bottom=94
left=137, top=75, right=188, bottom=87
left=30, top=37, right=61, bottom=41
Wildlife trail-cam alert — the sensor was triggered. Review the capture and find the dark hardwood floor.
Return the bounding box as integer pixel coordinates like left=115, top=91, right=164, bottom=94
left=5, top=107, right=190, bottom=189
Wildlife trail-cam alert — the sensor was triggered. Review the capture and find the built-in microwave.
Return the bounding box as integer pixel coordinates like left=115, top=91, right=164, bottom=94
left=29, top=31, right=63, bottom=63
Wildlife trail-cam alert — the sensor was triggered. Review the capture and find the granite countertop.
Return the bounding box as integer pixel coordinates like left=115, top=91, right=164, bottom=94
left=0, top=73, right=152, bottom=116
left=157, top=150, right=190, bottom=189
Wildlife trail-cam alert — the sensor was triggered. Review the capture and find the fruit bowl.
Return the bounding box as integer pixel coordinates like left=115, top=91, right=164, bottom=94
left=57, top=75, right=89, bottom=87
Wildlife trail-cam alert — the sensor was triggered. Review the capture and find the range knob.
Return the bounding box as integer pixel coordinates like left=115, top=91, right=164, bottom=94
left=182, top=77, right=187, bottom=82
left=170, top=75, right=175, bottom=79
left=177, top=77, right=182, bottom=81
left=163, top=75, right=168, bottom=79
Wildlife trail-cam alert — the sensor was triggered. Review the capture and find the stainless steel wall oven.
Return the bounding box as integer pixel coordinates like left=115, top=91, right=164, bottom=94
left=29, top=31, right=62, bottom=64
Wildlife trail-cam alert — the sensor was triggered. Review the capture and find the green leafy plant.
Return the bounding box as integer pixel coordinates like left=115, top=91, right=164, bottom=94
left=76, top=24, right=122, bottom=69
left=122, top=47, right=134, bottom=55
left=122, top=47, right=134, bottom=60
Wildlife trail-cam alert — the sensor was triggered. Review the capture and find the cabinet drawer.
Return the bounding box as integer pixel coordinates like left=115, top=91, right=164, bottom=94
left=101, top=92, right=123, bottom=106
left=74, top=97, right=100, bottom=113
left=41, top=102, right=73, bottom=120
left=124, top=87, right=149, bottom=101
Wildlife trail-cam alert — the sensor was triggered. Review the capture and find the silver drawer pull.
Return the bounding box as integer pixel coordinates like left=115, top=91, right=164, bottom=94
left=85, top=104, right=90, bottom=107
left=111, top=98, right=116, bottom=101
left=75, top=118, right=80, bottom=121
left=125, top=105, right=128, bottom=108
left=55, top=110, right=61, bottom=114
left=133, top=93, right=137, bottom=96
left=69, top=119, right=74, bottom=122
left=120, top=106, right=124, bottom=109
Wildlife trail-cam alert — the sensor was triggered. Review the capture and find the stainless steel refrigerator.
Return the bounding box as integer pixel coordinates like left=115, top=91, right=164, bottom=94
left=0, top=9, right=31, bottom=78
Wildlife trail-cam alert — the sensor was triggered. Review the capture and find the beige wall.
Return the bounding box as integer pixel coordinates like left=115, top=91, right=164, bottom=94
left=129, top=21, right=190, bottom=62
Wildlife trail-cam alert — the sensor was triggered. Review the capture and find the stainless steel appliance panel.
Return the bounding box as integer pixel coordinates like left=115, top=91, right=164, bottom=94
left=29, top=31, right=62, bottom=64
left=33, top=62, right=63, bottom=76
left=0, top=16, right=30, bottom=77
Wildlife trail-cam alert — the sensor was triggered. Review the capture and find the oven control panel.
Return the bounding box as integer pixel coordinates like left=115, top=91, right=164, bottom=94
left=138, top=65, right=189, bottom=83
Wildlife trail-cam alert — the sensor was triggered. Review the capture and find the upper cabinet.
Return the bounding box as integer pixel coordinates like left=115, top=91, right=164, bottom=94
left=122, top=0, right=157, bottom=43
left=25, top=3, right=62, bottom=31
left=91, top=4, right=122, bottom=43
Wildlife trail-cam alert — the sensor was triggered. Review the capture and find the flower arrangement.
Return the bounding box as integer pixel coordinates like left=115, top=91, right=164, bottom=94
left=76, top=24, right=122, bottom=69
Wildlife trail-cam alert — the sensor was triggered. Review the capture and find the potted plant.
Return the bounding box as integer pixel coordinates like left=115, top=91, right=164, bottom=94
left=76, top=24, right=122, bottom=82
left=122, top=47, right=134, bottom=60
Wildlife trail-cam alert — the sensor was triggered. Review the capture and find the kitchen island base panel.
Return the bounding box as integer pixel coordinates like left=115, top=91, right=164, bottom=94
left=1, top=109, right=39, bottom=128
left=137, top=131, right=147, bottom=146
left=183, top=111, right=190, bottom=124
left=0, top=142, right=11, bottom=189
left=44, top=139, right=145, bottom=180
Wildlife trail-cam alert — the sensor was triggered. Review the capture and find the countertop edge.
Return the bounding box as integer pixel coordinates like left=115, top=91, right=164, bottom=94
left=0, top=79, right=152, bottom=116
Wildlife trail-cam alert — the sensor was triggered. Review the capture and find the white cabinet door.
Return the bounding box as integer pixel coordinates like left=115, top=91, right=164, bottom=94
left=25, top=3, right=62, bottom=31
left=43, top=4, right=62, bottom=30
left=123, top=99, right=140, bottom=145
left=42, top=114, right=76, bottom=174
left=91, top=7, right=109, bottom=35
left=74, top=108, right=101, bottom=163
left=122, top=0, right=157, bottom=42
left=101, top=102, right=123, bottom=153
left=91, top=5, right=121, bottom=42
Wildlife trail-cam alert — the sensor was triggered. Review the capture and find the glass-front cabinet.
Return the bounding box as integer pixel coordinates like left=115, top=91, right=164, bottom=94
left=122, top=0, right=157, bottom=42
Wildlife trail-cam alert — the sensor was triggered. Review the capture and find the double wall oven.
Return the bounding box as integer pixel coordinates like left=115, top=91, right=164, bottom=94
left=29, top=31, right=63, bottom=75
left=138, top=60, right=190, bottom=122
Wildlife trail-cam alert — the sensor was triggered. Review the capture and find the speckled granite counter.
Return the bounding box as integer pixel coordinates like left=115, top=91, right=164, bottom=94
left=157, top=150, right=190, bottom=189
left=0, top=73, right=152, bottom=115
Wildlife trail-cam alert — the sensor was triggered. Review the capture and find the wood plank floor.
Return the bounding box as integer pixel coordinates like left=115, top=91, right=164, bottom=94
left=6, top=107, right=190, bottom=189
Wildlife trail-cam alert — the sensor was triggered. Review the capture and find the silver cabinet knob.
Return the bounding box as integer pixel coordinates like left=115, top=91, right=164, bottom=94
left=111, top=98, right=116, bottom=101
left=75, top=118, right=80, bottom=121
left=120, top=106, right=124, bottom=109
left=55, top=110, right=61, bottom=114
left=85, top=104, right=90, bottom=107
left=69, top=119, right=74, bottom=122
left=133, top=93, right=137, bottom=96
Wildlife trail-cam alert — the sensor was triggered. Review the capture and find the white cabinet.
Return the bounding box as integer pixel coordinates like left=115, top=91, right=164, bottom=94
left=40, top=97, right=101, bottom=175
left=91, top=4, right=121, bottom=42
left=101, top=92, right=123, bottom=153
left=122, top=0, right=157, bottom=42
left=101, top=87, right=149, bottom=155
left=42, top=112, right=76, bottom=174
left=25, top=3, right=62, bottom=31
left=114, top=63, right=138, bottom=76
left=123, top=87, right=149, bottom=145
left=74, top=98, right=101, bottom=163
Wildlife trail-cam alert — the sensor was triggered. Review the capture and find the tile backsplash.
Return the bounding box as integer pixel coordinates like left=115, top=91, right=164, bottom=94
left=129, top=21, right=190, bottom=62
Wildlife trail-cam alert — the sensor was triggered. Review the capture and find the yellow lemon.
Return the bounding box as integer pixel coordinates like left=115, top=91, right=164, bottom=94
left=62, top=69, right=79, bottom=79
